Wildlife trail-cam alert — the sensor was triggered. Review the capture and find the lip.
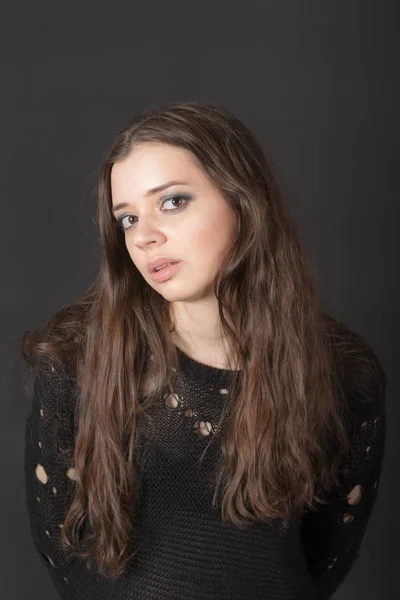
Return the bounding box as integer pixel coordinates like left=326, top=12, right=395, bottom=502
left=150, top=260, right=183, bottom=283
left=147, top=256, right=182, bottom=274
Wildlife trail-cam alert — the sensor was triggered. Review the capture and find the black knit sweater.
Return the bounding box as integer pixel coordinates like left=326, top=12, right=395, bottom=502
left=24, top=336, right=386, bottom=600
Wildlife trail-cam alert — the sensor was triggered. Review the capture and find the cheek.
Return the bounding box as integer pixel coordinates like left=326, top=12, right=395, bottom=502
left=188, top=218, right=235, bottom=270
left=189, top=205, right=235, bottom=245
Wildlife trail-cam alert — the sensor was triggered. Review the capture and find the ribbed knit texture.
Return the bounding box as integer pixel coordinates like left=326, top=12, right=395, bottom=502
left=24, top=336, right=386, bottom=600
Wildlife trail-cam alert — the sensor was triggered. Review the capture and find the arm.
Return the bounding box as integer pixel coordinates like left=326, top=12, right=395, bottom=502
left=301, top=349, right=387, bottom=600
left=24, top=361, right=79, bottom=598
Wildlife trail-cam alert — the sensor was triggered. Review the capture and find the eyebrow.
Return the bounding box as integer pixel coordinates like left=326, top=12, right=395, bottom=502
left=112, top=180, right=190, bottom=214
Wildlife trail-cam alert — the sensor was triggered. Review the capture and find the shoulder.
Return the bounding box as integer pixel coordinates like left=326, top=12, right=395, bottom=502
left=322, top=313, right=386, bottom=424
left=319, top=315, right=387, bottom=501
left=32, top=359, right=77, bottom=395
left=28, top=359, right=79, bottom=435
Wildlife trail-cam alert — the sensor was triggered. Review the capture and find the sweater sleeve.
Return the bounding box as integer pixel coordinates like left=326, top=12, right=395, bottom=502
left=24, top=360, right=79, bottom=598
left=300, top=348, right=387, bottom=600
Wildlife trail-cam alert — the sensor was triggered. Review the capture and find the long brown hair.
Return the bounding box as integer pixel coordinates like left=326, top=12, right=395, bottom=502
left=21, top=100, right=381, bottom=579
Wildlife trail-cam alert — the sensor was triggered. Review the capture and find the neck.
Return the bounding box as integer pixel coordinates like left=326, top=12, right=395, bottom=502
left=168, top=299, right=240, bottom=370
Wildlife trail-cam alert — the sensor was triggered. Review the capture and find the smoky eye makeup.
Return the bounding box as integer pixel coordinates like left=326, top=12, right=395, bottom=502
left=114, top=193, right=193, bottom=231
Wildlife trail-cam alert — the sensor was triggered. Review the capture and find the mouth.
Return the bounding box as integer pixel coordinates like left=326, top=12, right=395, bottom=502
left=153, top=260, right=180, bottom=273
left=150, top=260, right=183, bottom=282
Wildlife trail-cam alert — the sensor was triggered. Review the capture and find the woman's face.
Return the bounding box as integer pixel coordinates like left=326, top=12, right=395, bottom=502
left=110, top=142, right=238, bottom=304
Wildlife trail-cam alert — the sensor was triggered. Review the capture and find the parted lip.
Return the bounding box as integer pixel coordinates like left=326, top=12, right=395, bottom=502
left=147, top=256, right=181, bottom=274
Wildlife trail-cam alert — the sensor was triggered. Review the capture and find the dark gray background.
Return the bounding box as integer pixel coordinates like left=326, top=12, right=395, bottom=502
left=1, top=1, right=398, bottom=598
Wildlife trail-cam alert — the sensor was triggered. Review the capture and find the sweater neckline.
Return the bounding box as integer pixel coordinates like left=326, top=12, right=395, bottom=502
left=174, top=345, right=240, bottom=381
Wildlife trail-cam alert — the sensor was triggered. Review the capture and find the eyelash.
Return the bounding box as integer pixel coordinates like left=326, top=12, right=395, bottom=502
left=114, top=194, right=192, bottom=232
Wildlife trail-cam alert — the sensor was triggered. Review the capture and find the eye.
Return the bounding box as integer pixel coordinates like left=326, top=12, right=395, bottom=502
left=114, top=194, right=191, bottom=232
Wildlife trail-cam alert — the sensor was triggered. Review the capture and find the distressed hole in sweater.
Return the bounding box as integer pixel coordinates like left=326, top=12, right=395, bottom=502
left=193, top=421, right=212, bottom=437
left=36, top=464, right=48, bottom=484
left=343, top=513, right=355, bottom=524
left=328, top=557, right=338, bottom=569
left=42, top=553, right=55, bottom=567
left=66, top=467, right=78, bottom=481
left=347, top=484, right=363, bottom=505
left=165, top=393, right=179, bottom=409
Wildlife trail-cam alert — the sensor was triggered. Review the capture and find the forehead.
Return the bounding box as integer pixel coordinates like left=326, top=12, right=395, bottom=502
left=111, top=143, right=203, bottom=196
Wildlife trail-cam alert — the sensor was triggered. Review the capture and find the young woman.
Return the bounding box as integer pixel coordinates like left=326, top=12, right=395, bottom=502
left=22, top=100, right=386, bottom=600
